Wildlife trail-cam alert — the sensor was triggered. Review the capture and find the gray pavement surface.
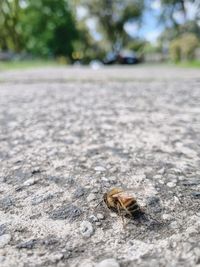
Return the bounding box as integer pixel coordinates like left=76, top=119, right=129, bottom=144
left=0, top=66, right=200, bottom=267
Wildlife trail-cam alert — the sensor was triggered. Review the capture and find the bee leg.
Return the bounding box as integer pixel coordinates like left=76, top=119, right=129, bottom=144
left=146, top=214, right=161, bottom=225
left=121, top=214, right=125, bottom=228
left=118, top=200, right=132, bottom=217
left=117, top=203, right=126, bottom=228
left=96, top=200, right=103, bottom=208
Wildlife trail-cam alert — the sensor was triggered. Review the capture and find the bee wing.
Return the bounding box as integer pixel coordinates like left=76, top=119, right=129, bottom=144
left=112, top=192, right=136, bottom=203
left=123, top=182, right=157, bottom=207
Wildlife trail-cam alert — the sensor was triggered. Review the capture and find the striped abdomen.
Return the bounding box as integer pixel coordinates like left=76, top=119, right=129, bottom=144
left=123, top=198, right=141, bottom=216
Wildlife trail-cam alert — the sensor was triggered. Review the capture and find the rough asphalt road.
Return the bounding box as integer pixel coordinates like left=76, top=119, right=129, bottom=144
left=0, top=66, right=200, bottom=267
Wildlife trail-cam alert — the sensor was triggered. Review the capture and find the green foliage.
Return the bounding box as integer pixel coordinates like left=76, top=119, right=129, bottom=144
left=181, top=34, right=199, bottom=60
left=0, top=0, right=23, bottom=51
left=0, top=0, right=79, bottom=59
left=1, top=0, right=198, bottom=62
left=170, top=39, right=181, bottom=62
left=159, top=0, right=200, bottom=48
left=72, top=20, right=101, bottom=63
left=126, top=39, right=147, bottom=57
left=176, top=60, right=200, bottom=68
left=160, top=20, right=200, bottom=44
left=21, top=0, right=78, bottom=57
left=79, top=0, right=144, bottom=51
left=143, top=42, right=162, bottom=54
left=170, top=33, right=199, bottom=62
left=160, top=0, right=199, bottom=27
left=0, top=59, right=62, bottom=70
left=159, top=0, right=200, bottom=62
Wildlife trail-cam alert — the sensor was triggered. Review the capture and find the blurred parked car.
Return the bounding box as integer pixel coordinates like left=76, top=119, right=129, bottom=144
left=104, top=52, right=118, bottom=65
left=104, top=50, right=139, bottom=65
left=118, top=50, right=139, bottom=64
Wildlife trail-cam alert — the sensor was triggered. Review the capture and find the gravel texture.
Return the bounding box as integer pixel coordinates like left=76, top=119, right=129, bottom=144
left=0, top=66, right=200, bottom=267
left=96, top=258, right=120, bottom=267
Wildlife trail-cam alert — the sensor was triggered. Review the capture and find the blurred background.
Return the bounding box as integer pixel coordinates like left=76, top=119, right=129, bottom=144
left=0, top=0, right=199, bottom=69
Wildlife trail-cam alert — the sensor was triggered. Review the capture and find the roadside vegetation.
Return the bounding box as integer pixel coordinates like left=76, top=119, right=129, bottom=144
left=0, top=0, right=199, bottom=66
left=0, top=60, right=65, bottom=71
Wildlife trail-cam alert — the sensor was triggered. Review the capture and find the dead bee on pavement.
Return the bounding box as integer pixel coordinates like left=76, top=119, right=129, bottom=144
left=103, top=188, right=144, bottom=225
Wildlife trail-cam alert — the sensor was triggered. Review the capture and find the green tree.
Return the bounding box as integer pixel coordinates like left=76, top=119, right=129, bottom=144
left=159, top=0, right=200, bottom=53
left=170, top=33, right=199, bottom=61
left=21, top=0, right=78, bottom=58
left=78, top=0, right=144, bottom=51
left=160, top=0, right=199, bottom=28
left=0, top=0, right=23, bottom=51
left=0, top=0, right=79, bottom=59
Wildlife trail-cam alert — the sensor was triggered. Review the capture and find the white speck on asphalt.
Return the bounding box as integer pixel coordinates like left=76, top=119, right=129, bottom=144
left=23, top=178, right=36, bottom=186
left=96, top=258, right=120, bottom=267
left=80, top=221, right=94, bottom=238
left=0, top=234, right=11, bottom=248
left=94, top=166, right=106, bottom=172
left=87, top=193, right=96, bottom=202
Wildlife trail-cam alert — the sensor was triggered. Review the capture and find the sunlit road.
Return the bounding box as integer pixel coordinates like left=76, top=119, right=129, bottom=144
left=0, top=66, right=200, bottom=267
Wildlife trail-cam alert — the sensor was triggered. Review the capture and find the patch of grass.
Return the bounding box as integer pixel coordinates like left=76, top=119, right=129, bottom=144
left=0, top=59, right=64, bottom=70
left=176, top=60, right=200, bottom=68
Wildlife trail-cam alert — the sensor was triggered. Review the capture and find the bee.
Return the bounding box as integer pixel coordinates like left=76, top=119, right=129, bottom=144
left=103, top=188, right=144, bottom=223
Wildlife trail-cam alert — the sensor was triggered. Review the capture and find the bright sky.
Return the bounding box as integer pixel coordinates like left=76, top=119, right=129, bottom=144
left=124, top=0, right=163, bottom=43
left=125, top=0, right=199, bottom=43
left=77, top=0, right=199, bottom=44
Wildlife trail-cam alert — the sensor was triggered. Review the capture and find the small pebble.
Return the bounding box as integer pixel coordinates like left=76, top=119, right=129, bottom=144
left=87, top=193, right=96, bottom=202
left=110, top=213, right=118, bottom=218
left=94, top=166, right=106, bottom=172
left=23, top=178, right=36, bottom=186
left=96, top=258, right=120, bottom=267
left=79, top=157, right=87, bottom=162
left=168, top=174, right=177, bottom=180
left=92, top=188, right=99, bottom=193
left=80, top=221, right=94, bottom=238
left=167, top=182, right=176, bottom=188
left=169, top=221, right=178, bottom=229
left=79, top=259, right=94, bottom=267
left=157, top=168, right=165, bottom=174
left=162, top=214, right=173, bottom=220
left=154, top=175, right=162, bottom=179
left=101, top=177, right=108, bottom=182
left=51, top=253, right=64, bottom=262
left=0, top=234, right=11, bottom=248
left=97, top=213, right=104, bottom=220
left=109, top=167, right=118, bottom=173
left=89, top=215, right=98, bottom=223
left=173, top=196, right=180, bottom=204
